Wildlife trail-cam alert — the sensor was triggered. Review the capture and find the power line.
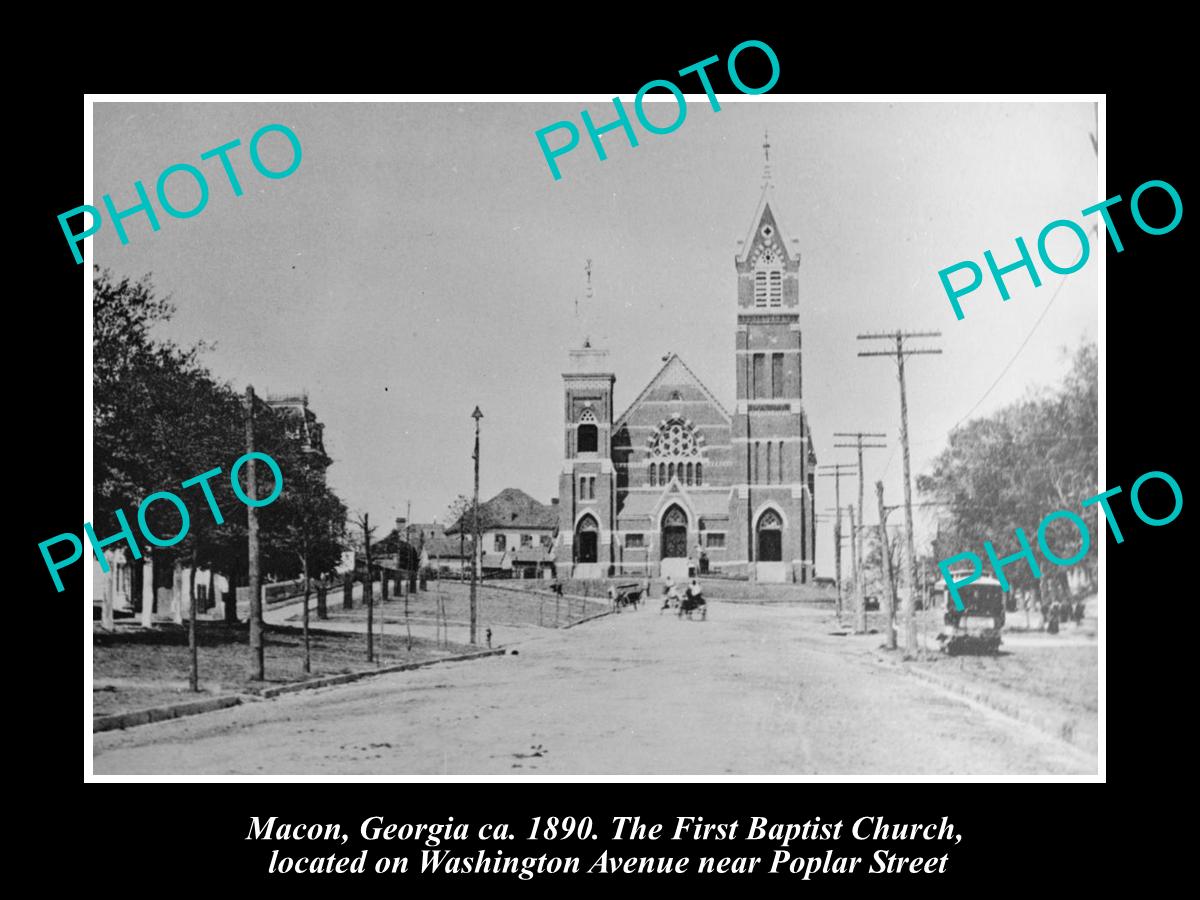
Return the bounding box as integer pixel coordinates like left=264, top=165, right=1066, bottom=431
left=949, top=269, right=1074, bottom=432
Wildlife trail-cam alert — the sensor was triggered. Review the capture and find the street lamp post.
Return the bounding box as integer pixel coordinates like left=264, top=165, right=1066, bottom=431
left=470, top=406, right=483, bottom=645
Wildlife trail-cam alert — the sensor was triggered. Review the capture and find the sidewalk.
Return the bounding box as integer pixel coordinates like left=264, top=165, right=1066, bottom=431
left=878, top=638, right=1098, bottom=755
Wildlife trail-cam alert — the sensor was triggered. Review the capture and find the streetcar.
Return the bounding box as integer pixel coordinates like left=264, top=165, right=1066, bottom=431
left=932, top=575, right=1005, bottom=655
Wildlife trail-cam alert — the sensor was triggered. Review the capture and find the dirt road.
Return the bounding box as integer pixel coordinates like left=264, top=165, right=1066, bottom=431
left=93, top=602, right=1096, bottom=776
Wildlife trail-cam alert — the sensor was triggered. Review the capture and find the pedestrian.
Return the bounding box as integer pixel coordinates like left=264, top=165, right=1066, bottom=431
left=1073, top=598, right=1086, bottom=626
left=700, top=548, right=709, bottom=575
left=486, top=627, right=492, bottom=648
left=607, top=583, right=617, bottom=613
left=661, top=573, right=675, bottom=614
left=1047, top=600, right=1060, bottom=635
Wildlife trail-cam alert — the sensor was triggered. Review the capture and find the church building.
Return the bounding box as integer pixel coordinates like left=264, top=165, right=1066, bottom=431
left=555, top=154, right=818, bottom=583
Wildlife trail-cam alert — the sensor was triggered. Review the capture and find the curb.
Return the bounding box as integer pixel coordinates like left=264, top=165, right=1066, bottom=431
left=93, top=694, right=244, bottom=733
left=257, top=648, right=507, bottom=698
left=93, top=649, right=507, bottom=733
left=892, top=657, right=1097, bottom=755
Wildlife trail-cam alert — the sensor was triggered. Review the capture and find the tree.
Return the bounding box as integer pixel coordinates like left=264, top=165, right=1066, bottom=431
left=93, top=267, right=352, bottom=682
left=919, top=341, right=1098, bottom=595
left=353, top=513, right=378, bottom=661
left=94, top=267, right=247, bottom=620
left=862, top=526, right=902, bottom=598
left=268, top=445, right=347, bottom=673
left=445, top=494, right=476, bottom=578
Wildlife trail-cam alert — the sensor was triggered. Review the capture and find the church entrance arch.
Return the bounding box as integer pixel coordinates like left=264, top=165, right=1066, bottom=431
left=661, top=505, right=688, bottom=560
left=575, top=515, right=599, bottom=564
left=756, top=509, right=783, bottom=562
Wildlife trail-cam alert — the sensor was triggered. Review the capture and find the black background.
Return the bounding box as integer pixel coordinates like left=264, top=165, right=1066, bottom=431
left=23, top=28, right=1184, bottom=895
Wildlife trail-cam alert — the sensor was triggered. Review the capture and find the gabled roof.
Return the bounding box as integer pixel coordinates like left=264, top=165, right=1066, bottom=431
left=614, top=353, right=731, bottom=430
left=736, top=184, right=795, bottom=266
left=424, top=535, right=471, bottom=558
left=445, top=487, right=558, bottom=534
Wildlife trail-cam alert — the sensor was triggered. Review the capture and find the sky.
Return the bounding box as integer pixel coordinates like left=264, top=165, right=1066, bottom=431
left=92, top=99, right=1098, bottom=576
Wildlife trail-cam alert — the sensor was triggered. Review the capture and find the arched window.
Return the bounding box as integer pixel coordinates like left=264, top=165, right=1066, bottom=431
left=769, top=270, right=782, bottom=306
left=696, top=462, right=702, bottom=485
left=648, top=417, right=705, bottom=488
left=754, top=271, right=767, bottom=306
left=778, top=441, right=785, bottom=483
left=649, top=464, right=657, bottom=487
left=577, top=408, right=598, bottom=454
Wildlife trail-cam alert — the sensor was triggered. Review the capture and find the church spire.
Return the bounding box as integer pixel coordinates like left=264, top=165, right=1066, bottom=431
left=761, top=128, right=773, bottom=190
left=575, top=258, right=597, bottom=349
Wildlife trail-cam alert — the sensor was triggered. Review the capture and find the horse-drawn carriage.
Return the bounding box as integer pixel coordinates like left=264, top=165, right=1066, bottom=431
left=678, top=584, right=707, bottom=620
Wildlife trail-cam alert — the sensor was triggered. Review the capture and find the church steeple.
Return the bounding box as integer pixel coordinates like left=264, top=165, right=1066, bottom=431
left=730, top=138, right=816, bottom=585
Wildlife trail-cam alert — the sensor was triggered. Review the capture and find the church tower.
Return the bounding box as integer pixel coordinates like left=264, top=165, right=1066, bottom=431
left=729, top=135, right=817, bottom=583
left=556, top=343, right=616, bottom=579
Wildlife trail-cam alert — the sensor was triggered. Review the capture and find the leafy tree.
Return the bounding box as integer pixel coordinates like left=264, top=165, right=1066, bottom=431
left=93, top=267, right=350, bottom=620
left=919, top=341, right=1098, bottom=596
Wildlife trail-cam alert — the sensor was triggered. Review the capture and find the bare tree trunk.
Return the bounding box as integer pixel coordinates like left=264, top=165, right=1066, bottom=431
left=317, top=580, right=328, bottom=620
left=364, top=517, right=374, bottom=662
left=405, top=577, right=412, bottom=652
left=302, top=555, right=311, bottom=675
left=875, top=482, right=897, bottom=651
left=188, top=549, right=199, bottom=692
left=344, top=572, right=354, bottom=610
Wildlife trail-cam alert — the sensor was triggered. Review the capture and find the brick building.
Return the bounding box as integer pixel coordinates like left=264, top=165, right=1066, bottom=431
left=555, top=173, right=817, bottom=583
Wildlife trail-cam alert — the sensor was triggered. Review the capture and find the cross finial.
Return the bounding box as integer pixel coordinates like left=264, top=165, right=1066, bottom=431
left=761, top=128, right=773, bottom=189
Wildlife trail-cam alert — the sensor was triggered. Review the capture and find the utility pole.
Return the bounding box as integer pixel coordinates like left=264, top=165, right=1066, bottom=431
left=471, top=406, right=483, bottom=645
left=833, top=432, right=886, bottom=634
left=847, top=503, right=863, bottom=632
left=245, top=385, right=264, bottom=681
left=875, top=481, right=898, bottom=650
left=858, top=331, right=942, bottom=656
left=818, top=463, right=856, bottom=621
left=822, top=507, right=845, bottom=620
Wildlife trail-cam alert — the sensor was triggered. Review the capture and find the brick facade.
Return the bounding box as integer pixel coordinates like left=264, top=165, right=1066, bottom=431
left=555, top=186, right=817, bottom=583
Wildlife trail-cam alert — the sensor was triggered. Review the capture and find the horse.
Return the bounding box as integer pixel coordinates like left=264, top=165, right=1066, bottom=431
left=612, top=585, right=641, bottom=612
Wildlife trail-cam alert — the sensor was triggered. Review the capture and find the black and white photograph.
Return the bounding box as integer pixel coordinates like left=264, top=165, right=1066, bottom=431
left=81, top=97, right=1102, bottom=777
